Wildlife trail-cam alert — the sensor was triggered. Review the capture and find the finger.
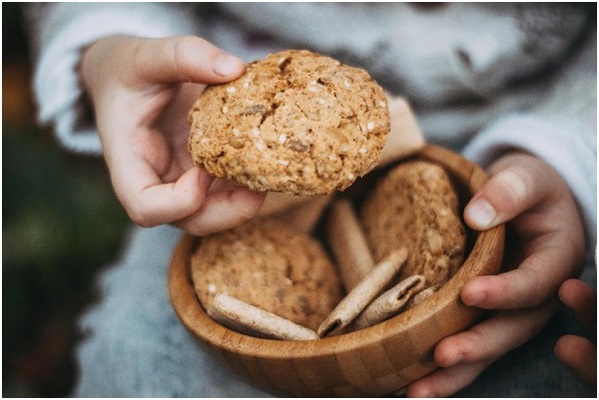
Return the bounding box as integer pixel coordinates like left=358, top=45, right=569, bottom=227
left=175, top=185, right=266, bottom=236
left=434, top=299, right=556, bottom=368
left=133, top=36, right=245, bottom=84
left=555, top=335, right=597, bottom=387
left=461, top=240, right=575, bottom=309
left=406, top=359, right=493, bottom=398
left=464, top=155, right=548, bottom=231
left=559, top=279, right=597, bottom=332
left=462, top=177, right=584, bottom=310
left=118, top=166, right=215, bottom=227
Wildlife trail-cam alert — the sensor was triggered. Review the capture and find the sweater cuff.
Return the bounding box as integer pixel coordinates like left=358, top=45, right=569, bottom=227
left=34, top=5, right=197, bottom=154
left=463, top=114, right=597, bottom=255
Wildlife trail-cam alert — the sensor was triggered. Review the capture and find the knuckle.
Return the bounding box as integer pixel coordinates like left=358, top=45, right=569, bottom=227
left=520, top=253, right=562, bottom=304
left=131, top=39, right=151, bottom=71
left=237, top=194, right=265, bottom=222
left=172, top=36, right=214, bottom=80
left=494, top=168, right=531, bottom=207
left=171, top=39, right=188, bottom=81
left=496, top=270, right=545, bottom=308
left=236, top=204, right=260, bottom=225
left=125, top=200, right=154, bottom=228
left=460, top=329, right=486, bottom=357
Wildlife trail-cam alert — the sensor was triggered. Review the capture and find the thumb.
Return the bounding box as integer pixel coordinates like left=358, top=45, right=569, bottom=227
left=464, top=153, right=548, bottom=230
left=134, top=35, right=245, bottom=84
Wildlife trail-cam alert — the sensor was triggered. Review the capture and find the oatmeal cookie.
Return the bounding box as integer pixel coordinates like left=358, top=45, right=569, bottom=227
left=360, top=160, right=467, bottom=287
left=188, top=49, right=390, bottom=195
left=191, top=218, right=343, bottom=331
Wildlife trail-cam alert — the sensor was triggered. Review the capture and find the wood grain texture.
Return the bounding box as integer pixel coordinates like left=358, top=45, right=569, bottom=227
left=168, top=144, right=505, bottom=397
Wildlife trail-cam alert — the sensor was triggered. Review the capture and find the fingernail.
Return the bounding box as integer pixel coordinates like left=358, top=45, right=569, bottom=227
left=466, top=198, right=497, bottom=229
left=214, top=53, right=242, bottom=76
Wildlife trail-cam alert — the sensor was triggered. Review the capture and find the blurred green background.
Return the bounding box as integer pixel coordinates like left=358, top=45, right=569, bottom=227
left=3, top=4, right=129, bottom=396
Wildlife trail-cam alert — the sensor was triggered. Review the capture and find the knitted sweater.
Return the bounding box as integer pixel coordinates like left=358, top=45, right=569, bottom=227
left=28, top=3, right=597, bottom=253
left=26, top=4, right=597, bottom=397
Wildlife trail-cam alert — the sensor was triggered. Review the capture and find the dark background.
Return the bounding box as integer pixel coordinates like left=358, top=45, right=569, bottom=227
left=3, top=3, right=129, bottom=396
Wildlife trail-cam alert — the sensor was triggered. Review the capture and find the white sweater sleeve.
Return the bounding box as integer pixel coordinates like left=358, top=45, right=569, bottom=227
left=463, top=29, right=597, bottom=255
left=30, top=3, right=199, bottom=154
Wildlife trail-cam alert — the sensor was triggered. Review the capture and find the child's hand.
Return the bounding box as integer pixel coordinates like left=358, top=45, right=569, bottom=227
left=555, top=278, right=597, bottom=387
left=407, top=152, right=586, bottom=397
left=80, top=36, right=266, bottom=235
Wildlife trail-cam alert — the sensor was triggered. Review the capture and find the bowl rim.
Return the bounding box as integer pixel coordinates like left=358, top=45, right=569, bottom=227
left=168, top=144, right=505, bottom=360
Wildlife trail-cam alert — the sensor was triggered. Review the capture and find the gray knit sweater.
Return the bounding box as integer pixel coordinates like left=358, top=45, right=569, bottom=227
left=28, top=2, right=596, bottom=247
left=27, top=3, right=597, bottom=397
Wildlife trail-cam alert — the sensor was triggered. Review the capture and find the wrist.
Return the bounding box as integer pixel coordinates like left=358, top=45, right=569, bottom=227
left=78, top=37, right=109, bottom=108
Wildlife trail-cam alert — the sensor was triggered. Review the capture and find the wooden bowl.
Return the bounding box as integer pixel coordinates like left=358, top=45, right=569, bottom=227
left=168, top=145, right=505, bottom=397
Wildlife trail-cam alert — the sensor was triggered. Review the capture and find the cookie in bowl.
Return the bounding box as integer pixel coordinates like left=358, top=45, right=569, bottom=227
left=360, top=159, right=467, bottom=287
left=190, top=218, right=343, bottom=333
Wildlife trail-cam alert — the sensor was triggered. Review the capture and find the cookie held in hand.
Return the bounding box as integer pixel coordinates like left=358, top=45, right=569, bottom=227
left=188, top=49, right=390, bottom=195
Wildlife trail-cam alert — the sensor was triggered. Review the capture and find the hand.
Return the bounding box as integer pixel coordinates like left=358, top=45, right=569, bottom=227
left=407, top=152, right=586, bottom=397
left=555, top=278, right=596, bottom=387
left=80, top=35, right=266, bottom=235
